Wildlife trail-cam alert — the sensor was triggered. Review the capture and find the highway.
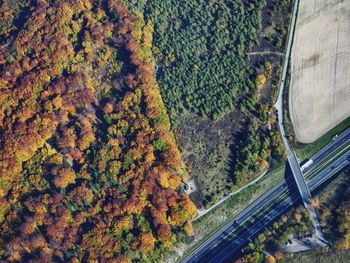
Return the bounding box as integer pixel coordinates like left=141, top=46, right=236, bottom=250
left=181, top=147, right=350, bottom=263
left=302, top=126, right=350, bottom=174
left=208, top=151, right=350, bottom=263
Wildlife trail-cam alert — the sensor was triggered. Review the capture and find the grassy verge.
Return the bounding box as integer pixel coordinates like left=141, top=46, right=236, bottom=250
left=166, top=164, right=286, bottom=262
left=294, top=116, right=350, bottom=161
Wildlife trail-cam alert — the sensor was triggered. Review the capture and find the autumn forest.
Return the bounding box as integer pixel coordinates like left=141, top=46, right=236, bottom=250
left=0, top=0, right=196, bottom=261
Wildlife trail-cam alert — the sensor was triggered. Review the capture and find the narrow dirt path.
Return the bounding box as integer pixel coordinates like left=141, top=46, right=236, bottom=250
left=193, top=170, right=267, bottom=221
left=246, top=51, right=285, bottom=56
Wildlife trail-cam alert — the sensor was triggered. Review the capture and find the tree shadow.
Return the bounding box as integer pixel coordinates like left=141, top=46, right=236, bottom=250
left=226, top=119, right=249, bottom=185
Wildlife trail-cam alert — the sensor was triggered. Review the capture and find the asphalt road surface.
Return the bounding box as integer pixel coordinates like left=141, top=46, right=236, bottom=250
left=182, top=149, right=350, bottom=263
left=302, top=126, right=350, bottom=174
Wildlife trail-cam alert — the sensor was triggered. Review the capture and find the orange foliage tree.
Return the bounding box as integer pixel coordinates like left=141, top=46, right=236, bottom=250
left=0, top=0, right=197, bottom=261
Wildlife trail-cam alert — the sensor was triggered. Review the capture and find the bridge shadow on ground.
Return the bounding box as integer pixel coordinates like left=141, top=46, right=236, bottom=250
left=284, top=161, right=303, bottom=205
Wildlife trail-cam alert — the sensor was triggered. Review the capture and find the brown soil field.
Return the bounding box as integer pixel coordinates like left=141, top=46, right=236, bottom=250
left=289, top=0, right=350, bottom=143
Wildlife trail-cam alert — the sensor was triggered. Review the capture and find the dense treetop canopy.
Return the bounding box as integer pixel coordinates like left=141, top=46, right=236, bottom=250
left=146, top=0, right=266, bottom=120
left=0, top=0, right=196, bottom=261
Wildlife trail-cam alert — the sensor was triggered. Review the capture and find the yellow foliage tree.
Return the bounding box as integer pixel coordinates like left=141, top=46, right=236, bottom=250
left=294, top=212, right=302, bottom=223
left=139, top=232, right=156, bottom=253
left=53, top=167, right=76, bottom=189
left=310, top=198, right=320, bottom=208
left=274, top=251, right=284, bottom=260
left=0, top=199, right=9, bottom=223
left=184, top=221, right=194, bottom=236
left=255, top=74, right=267, bottom=88
left=265, top=255, right=276, bottom=263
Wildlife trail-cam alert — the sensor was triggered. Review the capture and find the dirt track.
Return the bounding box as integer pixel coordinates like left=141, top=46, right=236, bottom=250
left=289, top=0, right=350, bottom=143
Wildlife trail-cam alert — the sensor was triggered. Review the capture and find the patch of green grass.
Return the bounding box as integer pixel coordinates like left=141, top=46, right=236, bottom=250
left=294, top=116, right=350, bottom=161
